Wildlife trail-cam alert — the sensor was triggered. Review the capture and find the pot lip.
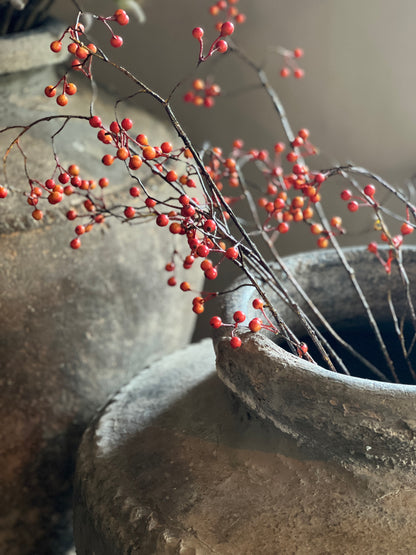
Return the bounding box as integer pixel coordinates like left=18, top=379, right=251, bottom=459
left=218, top=332, right=416, bottom=395
left=0, top=17, right=68, bottom=74
left=215, top=244, right=416, bottom=394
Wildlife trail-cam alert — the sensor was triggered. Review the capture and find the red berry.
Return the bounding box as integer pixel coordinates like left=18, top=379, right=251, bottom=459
left=129, top=186, right=140, bottom=197
left=89, top=115, right=102, bottom=128
left=165, top=170, right=178, bottom=182
left=48, top=191, right=63, bottom=204
left=117, top=147, right=129, bottom=160
left=0, top=186, right=8, bottom=198
left=50, top=40, right=62, bottom=53
left=70, top=238, right=81, bottom=249
left=291, top=137, right=304, bottom=148
left=363, top=184, right=376, bottom=197
left=99, top=177, right=109, bottom=188
left=348, top=201, right=359, bottom=212
left=66, top=210, right=77, bottom=220
left=203, top=219, right=217, bottom=233
left=314, top=173, right=326, bottom=184
left=156, top=213, right=169, bottom=226
left=340, top=189, right=352, bottom=201
left=210, top=316, right=222, bottom=329
left=197, top=244, right=210, bottom=257
left=129, top=155, right=143, bottom=170
left=167, top=276, right=177, bottom=287
left=310, top=223, right=323, bottom=235
left=368, top=242, right=378, bottom=254
left=110, top=35, right=123, bottom=48
left=205, top=267, right=218, bottom=280
left=44, top=85, right=56, bottom=98
left=161, top=142, right=173, bottom=154
left=75, top=224, right=85, bottom=235
left=215, top=39, right=228, bottom=53
left=56, top=94, right=68, bottom=106
left=102, top=154, right=115, bottom=166
left=225, top=246, right=239, bottom=259
left=401, top=222, right=414, bottom=235
left=121, top=117, right=133, bottom=130
left=181, top=205, right=196, bottom=218
left=124, top=206, right=135, bottom=219
left=294, top=68, right=305, bottom=79
left=317, top=236, right=329, bottom=249
left=220, top=21, right=234, bottom=36
left=142, top=146, right=156, bottom=160
left=115, top=8, right=129, bottom=25
left=252, top=298, right=263, bottom=310
left=32, top=209, right=43, bottom=220
left=280, top=67, right=290, bottom=78
left=145, top=198, right=156, bottom=208
left=249, top=318, right=262, bottom=332
left=110, top=121, right=120, bottom=134
left=230, top=336, right=242, bottom=349
left=180, top=281, right=191, bottom=292
left=76, top=46, right=89, bottom=59
left=278, top=222, right=290, bottom=234
left=293, top=48, right=304, bottom=58
left=68, top=164, right=80, bottom=176
left=200, top=259, right=212, bottom=271
left=192, top=302, right=204, bottom=314
left=136, top=134, right=148, bottom=145
left=192, top=27, right=204, bottom=39
left=233, top=310, right=246, bottom=323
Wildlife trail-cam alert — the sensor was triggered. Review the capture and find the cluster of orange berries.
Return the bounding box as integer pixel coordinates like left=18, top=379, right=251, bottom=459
left=208, top=0, right=246, bottom=27
left=45, top=9, right=129, bottom=105
left=16, top=162, right=107, bottom=234
left=339, top=183, right=415, bottom=273
left=279, top=48, right=305, bottom=79
left=184, top=78, right=221, bottom=108
left=192, top=20, right=235, bottom=62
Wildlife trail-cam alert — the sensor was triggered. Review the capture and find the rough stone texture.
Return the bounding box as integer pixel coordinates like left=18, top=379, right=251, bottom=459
left=214, top=247, right=416, bottom=469
left=0, top=21, right=202, bottom=555
left=74, top=339, right=416, bottom=554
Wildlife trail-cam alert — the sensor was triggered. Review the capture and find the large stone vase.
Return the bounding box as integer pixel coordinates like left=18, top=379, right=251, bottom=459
left=0, top=20, right=202, bottom=554
left=214, top=246, right=416, bottom=470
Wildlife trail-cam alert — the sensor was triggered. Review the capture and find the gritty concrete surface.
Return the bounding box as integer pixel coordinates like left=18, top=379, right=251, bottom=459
left=74, top=339, right=416, bottom=554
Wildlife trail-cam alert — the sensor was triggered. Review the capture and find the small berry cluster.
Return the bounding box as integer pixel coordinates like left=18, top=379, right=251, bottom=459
left=183, top=78, right=221, bottom=108
left=209, top=297, right=310, bottom=352
left=203, top=131, right=343, bottom=249
left=279, top=47, right=305, bottom=79
left=339, top=183, right=415, bottom=273
left=192, top=20, right=235, bottom=62
left=208, top=0, right=246, bottom=27
left=97, top=8, right=130, bottom=48
left=45, top=8, right=130, bottom=105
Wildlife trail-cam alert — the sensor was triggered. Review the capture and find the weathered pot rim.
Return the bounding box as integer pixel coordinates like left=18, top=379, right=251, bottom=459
left=218, top=332, right=416, bottom=396
left=214, top=244, right=416, bottom=395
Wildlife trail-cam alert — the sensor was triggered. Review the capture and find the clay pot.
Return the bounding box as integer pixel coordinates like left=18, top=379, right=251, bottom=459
left=0, top=20, right=201, bottom=554
left=214, top=246, right=416, bottom=469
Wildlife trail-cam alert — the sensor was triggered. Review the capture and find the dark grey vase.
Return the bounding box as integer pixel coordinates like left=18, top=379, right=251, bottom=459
left=0, top=20, right=202, bottom=554
left=214, top=246, right=416, bottom=470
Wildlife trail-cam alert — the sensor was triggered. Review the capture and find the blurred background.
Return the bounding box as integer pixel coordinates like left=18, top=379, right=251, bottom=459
left=50, top=0, right=416, bottom=186
left=48, top=0, right=416, bottom=336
